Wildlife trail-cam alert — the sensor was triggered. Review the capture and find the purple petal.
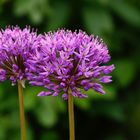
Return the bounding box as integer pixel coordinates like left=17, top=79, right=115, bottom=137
left=29, top=81, right=44, bottom=86
left=12, top=64, right=19, bottom=72
left=62, top=93, right=68, bottom=100
left=37, top=91, right=52, bottom=96
left=100, top=76, right=112, bottom=83
left=72, top=91, right=78, bottom=97
left=103, top=64, right=115, bottom=74
left=93, top=83, right=105, bottom=94
left=52, top=92, right=58, bottom=96
left=77, top=91, right=88, bottom=98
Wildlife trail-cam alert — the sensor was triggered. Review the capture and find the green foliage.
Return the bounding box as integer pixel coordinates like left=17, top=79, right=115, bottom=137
left=114, top=60, right=136, bottom=87
left=41, top=131, right=59, bottom=140
left=0, top=0, right=140, bottom=139
left=109, top=0, right=140, bottom=27
left=83, top=7, right=114, bottom=35
left=35, top=97, right=61, bottom=127
left=46, top=2, right=70, bottom=30
left=14, top=0, right=51, bottom=24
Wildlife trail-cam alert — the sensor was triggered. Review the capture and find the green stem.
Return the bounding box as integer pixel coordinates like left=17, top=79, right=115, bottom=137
left=18, top=81, right=26, bottom=140
left=68, top=89, right=75, bottom=140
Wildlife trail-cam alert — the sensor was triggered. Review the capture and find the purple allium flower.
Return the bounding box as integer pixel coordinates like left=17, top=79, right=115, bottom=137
left=0, top=26, right=40, bottom=86
left=26, top=29, right=115, bottom=99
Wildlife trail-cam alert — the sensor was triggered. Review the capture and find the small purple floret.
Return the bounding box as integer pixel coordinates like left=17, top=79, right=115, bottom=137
left=37, top=91, right=52, bottom=96
left=99, top=76, right=112, bottom=83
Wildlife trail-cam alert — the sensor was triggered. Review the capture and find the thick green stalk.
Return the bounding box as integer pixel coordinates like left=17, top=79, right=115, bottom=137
left=68, top=89, right=75, bottom=140
left=18, top=81, right=26, bottom=140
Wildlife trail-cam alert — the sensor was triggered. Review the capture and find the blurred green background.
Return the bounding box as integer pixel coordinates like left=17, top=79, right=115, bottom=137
left=0, top=0, right=140, bottom=140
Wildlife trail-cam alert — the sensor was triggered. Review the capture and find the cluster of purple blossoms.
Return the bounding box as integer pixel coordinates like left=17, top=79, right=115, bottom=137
left=26, top=30, right=115, bottom=99
left=0, top=26, right=40, bottom=86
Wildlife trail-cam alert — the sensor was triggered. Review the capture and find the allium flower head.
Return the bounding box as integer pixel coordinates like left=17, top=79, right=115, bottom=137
left=26, top=29, right=115, bottom=99
left=0, top=26, right=40, bottom=86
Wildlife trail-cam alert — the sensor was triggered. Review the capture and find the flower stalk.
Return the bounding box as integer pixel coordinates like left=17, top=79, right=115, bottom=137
left=68, top=89, right=75, bottom=140
left=18, top=81, right=26, bottom=140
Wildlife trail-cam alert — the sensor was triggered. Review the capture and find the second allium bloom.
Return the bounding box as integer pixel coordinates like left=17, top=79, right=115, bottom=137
left=26, top=30, right=115, bottom=99
left=0, top=26, right=40, bottom=86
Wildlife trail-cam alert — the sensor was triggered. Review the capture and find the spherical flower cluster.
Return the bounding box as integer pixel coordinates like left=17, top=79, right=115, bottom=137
left=26, top=30, right=115, bottom=99
left=0, top=26, right=40, bottom=86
